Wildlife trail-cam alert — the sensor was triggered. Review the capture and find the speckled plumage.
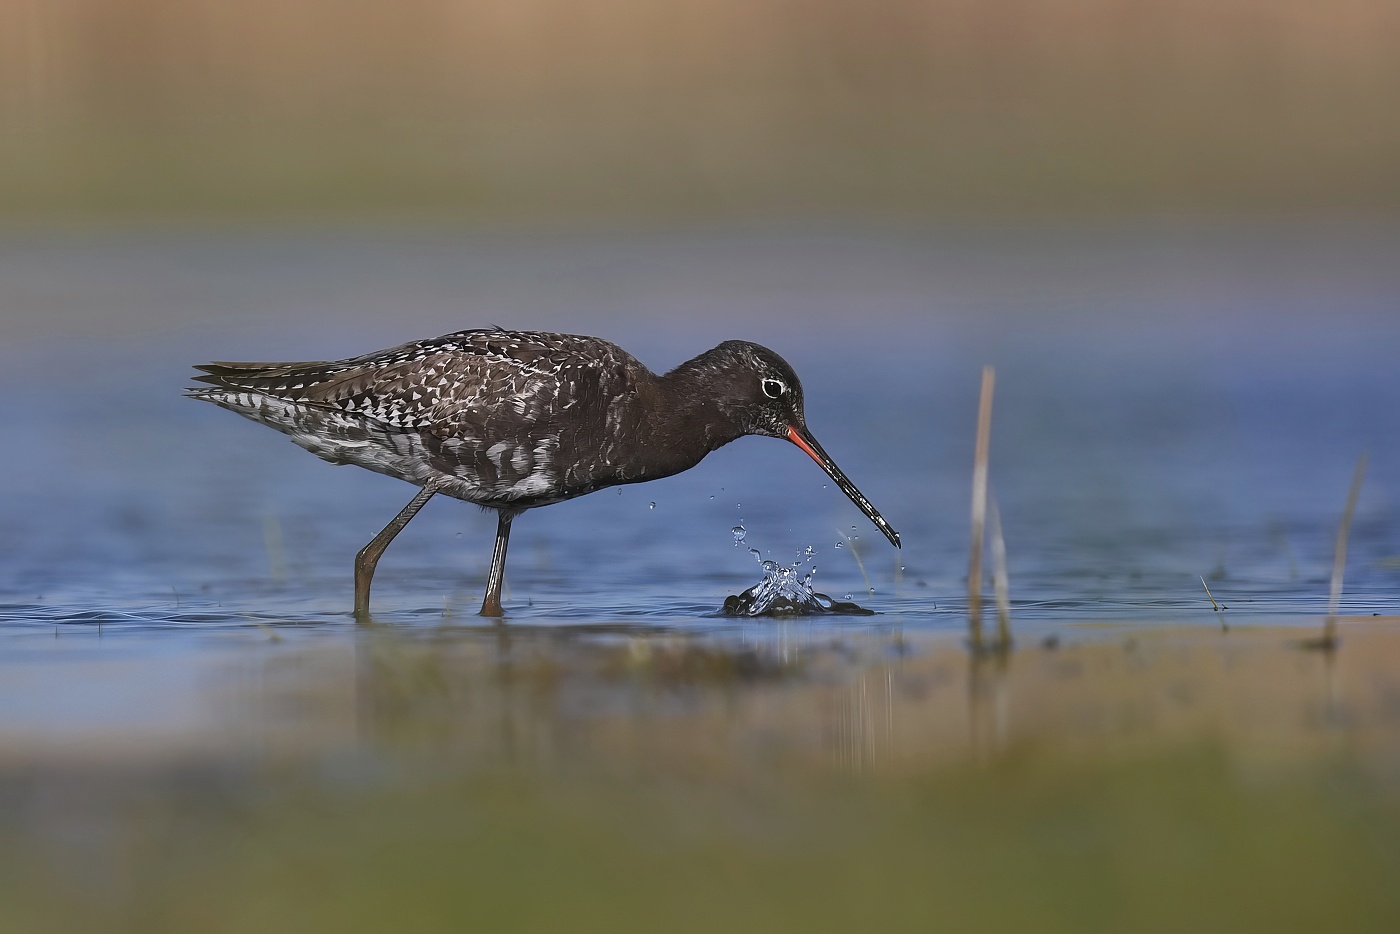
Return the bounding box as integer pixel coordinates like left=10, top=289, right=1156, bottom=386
left=191, top=329, right=662, bottom=508
left=190, top=328, right=899, bottom=617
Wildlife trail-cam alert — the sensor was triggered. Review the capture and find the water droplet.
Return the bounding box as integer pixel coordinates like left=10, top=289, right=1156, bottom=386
left=834, top=541, right=844, bottom=549
left=732, top=525, right=747, bottom=545
left=649, top=502, right=656, bottom=510
left=455, top=532, right=462, bottom=539
left=803, top=545, right=816, bottom=558
left=845, top=593, right=853, bottom=601
left=709, top=495, right=715, bottom=501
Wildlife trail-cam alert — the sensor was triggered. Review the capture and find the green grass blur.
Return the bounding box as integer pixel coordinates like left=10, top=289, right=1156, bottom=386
left=3, top=0, right=1398, bottom=222
left=6, top=751, right=1397, bottom=933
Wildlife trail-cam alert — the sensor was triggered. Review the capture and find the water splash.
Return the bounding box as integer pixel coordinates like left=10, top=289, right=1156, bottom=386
left=722, top=535, right=874, bottom=617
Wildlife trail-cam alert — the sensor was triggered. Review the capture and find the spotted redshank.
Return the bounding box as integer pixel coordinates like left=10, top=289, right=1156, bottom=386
left=190, top=329, right=899, bottom=618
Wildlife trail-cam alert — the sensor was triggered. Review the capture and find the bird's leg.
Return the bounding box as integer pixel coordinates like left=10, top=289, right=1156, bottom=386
left=480, top=510, right=516, bottom=617
left=354, top=484, right=437, bottom=620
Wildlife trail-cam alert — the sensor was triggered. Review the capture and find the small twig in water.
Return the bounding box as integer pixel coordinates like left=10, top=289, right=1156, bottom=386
left=1201, top=576, right=1222, bottom=612
left=967, top=365, right=995, bottom=650
left=1201, top=576, right=1228, bottom=631
left=988, top=491, right=1012, bottom=650
left=1316, top=451, right=1368, bottom=649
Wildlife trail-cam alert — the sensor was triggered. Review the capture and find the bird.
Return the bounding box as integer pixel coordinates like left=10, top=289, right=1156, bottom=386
left=189, top=328, right=900, bottom=618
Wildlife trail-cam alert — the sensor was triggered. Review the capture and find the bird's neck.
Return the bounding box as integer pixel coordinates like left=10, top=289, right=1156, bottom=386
left=629, top=353, right=745, bottom=479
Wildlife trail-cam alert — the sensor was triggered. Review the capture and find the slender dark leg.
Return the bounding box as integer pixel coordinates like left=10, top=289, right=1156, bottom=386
left=354, top=485, right=437, bottom=620
left=479, top=510, right=515, bottom=617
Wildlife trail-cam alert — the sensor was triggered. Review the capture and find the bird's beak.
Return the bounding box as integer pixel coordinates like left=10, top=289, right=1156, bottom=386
left=786, top=425, right=901, bottom=548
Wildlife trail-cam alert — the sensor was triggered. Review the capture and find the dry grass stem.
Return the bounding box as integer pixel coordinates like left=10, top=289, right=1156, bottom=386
left=989, top=491, right=1012, bottom=649
left=968, top=365, right=995, bottom=648
left=1322, top=451, right=1369, bottom=646
left=1201, top=577, right=1221, bottom=612
left=1201, top=576, right=1228, bottom=632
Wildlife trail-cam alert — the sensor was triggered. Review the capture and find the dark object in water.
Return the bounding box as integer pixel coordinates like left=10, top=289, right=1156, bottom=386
left=723, top=585, right=876, bottom=617
left=189, top=329, right=899, bottom=618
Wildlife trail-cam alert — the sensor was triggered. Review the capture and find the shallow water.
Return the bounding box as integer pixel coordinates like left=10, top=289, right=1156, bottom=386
left=2, top=224, right=1398, bottom=928
left=3, top=224, right=1397, bottom=633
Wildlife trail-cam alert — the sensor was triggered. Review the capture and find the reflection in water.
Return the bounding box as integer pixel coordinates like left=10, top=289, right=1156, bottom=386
left=4, top=620, right=1400, bottom=929
left=310, top=619, right=1400, bottom=780
left=968, top=652, right=1013, bottom=764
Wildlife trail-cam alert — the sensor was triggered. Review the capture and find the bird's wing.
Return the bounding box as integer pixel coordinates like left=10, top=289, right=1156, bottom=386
left=191, top=330, right=644, bottom=498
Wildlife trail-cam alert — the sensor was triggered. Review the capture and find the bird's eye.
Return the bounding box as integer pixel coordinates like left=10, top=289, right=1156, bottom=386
left=761, top=378, right=786, bottom=399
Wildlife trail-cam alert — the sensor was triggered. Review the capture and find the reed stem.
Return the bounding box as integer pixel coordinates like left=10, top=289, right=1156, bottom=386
left=968, top=365, right=995, bottom=648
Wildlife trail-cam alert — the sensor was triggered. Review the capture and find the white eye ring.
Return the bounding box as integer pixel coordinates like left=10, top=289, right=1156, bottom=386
left=761, top=378, right=786, bottom=399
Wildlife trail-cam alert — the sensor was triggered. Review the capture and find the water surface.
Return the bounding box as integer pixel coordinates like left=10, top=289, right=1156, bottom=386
left=1, top=224, right=1398, bottom=929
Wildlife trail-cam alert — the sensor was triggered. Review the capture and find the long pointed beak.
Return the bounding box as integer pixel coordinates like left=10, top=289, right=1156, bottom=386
left=787, top=425, right=901, bottom=548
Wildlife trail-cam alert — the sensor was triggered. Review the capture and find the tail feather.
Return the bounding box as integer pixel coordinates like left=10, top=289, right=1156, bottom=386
left=187, top=359, right=361, bottom=400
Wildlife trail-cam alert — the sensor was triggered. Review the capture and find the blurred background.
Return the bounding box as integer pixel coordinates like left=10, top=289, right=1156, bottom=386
left=3, top=0, right=1398, bottom=223
left=3, top=6, right=1400, bottom=930
left=1, top=0, right=1396, bottom=618
left=1, top=0, right=1397, bottom=621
